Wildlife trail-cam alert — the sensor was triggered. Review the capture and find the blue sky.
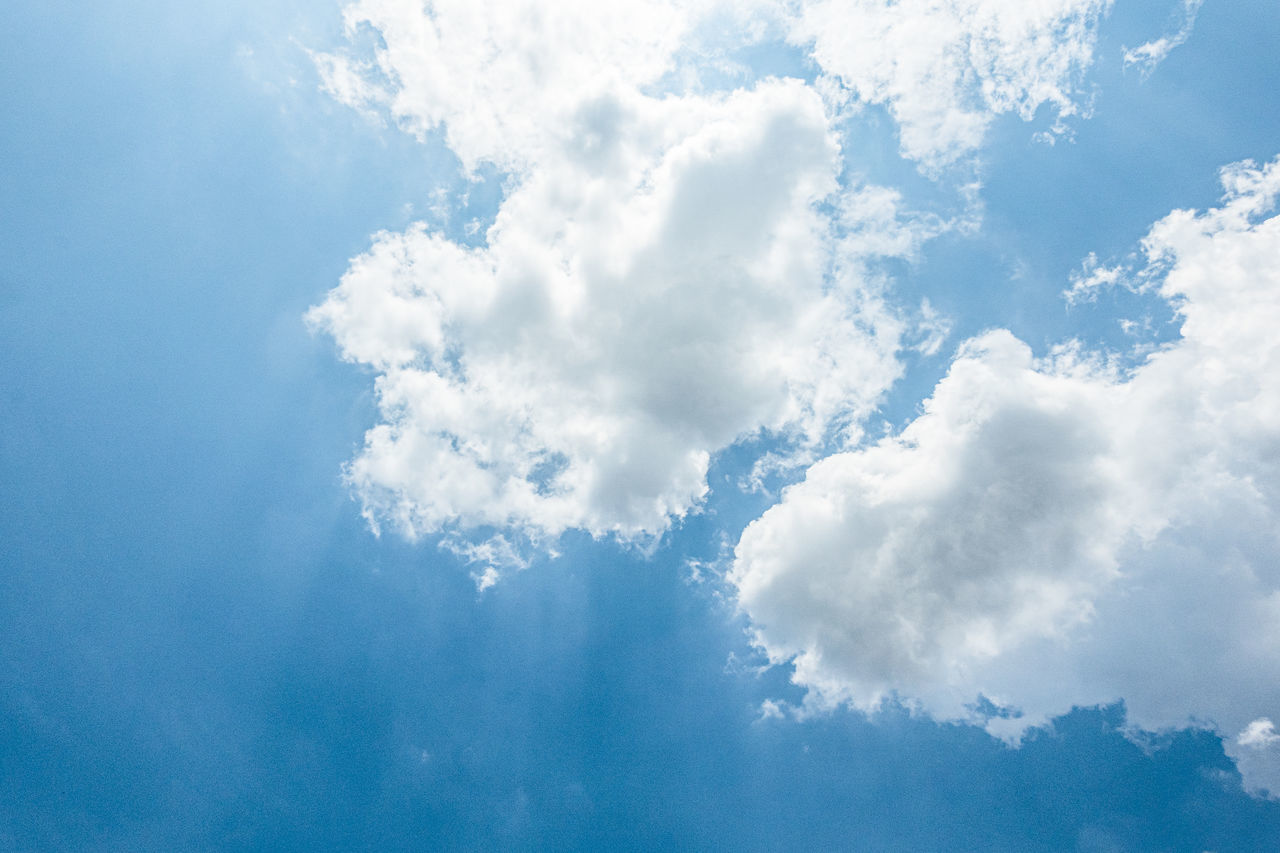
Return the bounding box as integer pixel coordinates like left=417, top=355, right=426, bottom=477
left=4, top=1, right=1280, bottom=850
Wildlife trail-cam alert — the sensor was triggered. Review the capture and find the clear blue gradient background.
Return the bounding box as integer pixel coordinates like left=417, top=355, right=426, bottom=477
left=3, top=1, right=1280, bottom=849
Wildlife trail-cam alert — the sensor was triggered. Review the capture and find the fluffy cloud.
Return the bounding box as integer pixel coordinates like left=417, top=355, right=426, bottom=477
left=789, top=0, right=1113, bottom=170
left=730, top=156, right=1280, bottom=793
left=309, top=0, right=1136, bottom=545
left=317, top=0, right=1119, bottom=174
left=310, top=0, right=1116, bottom=544
left=732, top=330, right=1127, bottom=702
left=1241, top=719, right=1280, bottom=749
left=308, top=0, right=1280, bottom=792
left=308, top=71, right=910, bottom=541
left=314, top=0, right=690, bottom=170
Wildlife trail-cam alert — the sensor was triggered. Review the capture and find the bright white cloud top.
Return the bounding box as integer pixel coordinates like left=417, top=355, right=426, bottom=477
left=307, top=78, right=909, bottom=541
left=794, top=0, right=1112, bottom=168
left=733, top=157, right=1280, bottom=792
left=308, top=0, right=1280, bottom=794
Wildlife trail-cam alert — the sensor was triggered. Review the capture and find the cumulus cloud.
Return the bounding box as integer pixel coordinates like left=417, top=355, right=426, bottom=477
left=317, top=0, right=1120, bottom=173
left=730, top=155, right=1280, bottom=793
left=732, top=330, right=1128, bottom=703
left=308, top=1, right=928, bottom=543
left=789, top=0, right=1113, bottom=170
left=1240, top=719, right=1280, bottom=749
left=1122, top=0, right=1203, bottom=78
left=314, top=0, right=691, bottom=171
left=306, top=0, right=1280, bottom=793
left=309, top=0, right=1131, bottom=548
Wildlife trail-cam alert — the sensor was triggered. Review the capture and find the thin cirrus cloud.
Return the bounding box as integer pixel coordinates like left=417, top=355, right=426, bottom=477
left=307, top=0, right=1280, bottom=794
left=1122, top=0, right=1204, bottom=78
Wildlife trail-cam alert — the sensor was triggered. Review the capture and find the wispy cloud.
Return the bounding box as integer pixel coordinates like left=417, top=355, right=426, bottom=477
left=790, top=0, right=1112, bottom=171
left=1123, top=0, right=1204, bottom=78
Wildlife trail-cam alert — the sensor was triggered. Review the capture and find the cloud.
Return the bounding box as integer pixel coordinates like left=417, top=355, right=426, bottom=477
left=1063, top=251, right=1128, bottom=304
left=308, top=71, right=910, bottom=541
left=440, top=534, right=530, bottom=592
left=306, top=1, right=1280, bottom=792
left=730, top=155, right=1280, bottom=794
left=1123, top=0, right=1203, bottom=78
left=311, top=0, right=1092, bottom=546
left=1240, top=719, right=1280, bottom=749
left=313, top=0, right=692, bottom=172
left=316, top=0, right=1119, bottom=175
left=308, top=0, right=1131, bottom=547
left=788, top=0, right=1113, bottom=171
left=732, top=330, right=1125, bottom=697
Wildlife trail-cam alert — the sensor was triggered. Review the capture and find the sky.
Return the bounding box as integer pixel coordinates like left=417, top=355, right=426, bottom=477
left=3, top=0, right=1280, bottom=850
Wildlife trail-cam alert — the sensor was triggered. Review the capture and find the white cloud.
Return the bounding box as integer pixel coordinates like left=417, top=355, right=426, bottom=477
left=730, top=155, right=1280, bottom=794
left=308, top=72, right=910, bottom=542
left=306, top=0, right=1280, bottom=792
left=309, top=0, right=1066, bottom=546
left=1123, top=0, right=1203, bottom=78
left=732, top=330, right=1129, bottom=705
left=788, top=0, right=1113, bottom=171
left=1063, top=251, right=1128, bottom=304
left=472, top=566, right=501, bottom=593
left=835, top=184, right=960, bottom=262
left=757, top=698, right=789, bottom=721
left=316, top=0, right=1120, bottom=175
left=1240, top=719, right=1280, bottom=749
left=442, top=533, right=530, bottom=592
left=910, top=298, right=953, bottom=357
left=313, top=0, right=691, bottom=172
